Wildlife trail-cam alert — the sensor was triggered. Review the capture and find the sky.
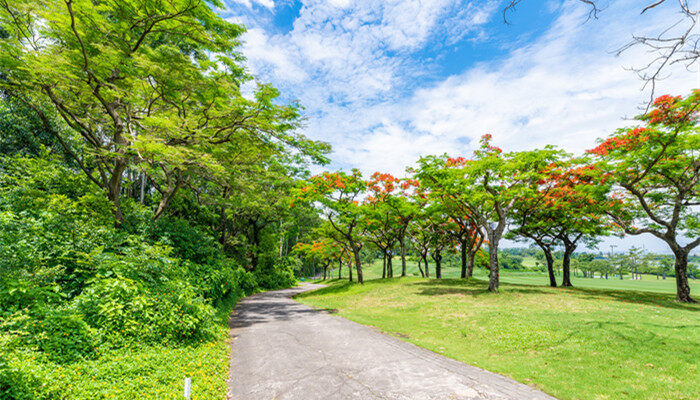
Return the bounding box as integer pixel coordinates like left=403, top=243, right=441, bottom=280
left=217, top=0, right=696, bottom=254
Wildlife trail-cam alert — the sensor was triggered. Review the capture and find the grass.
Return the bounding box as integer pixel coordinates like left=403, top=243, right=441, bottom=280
left=331, top=257, right=700, bottom=295
left=297, top=277, right=700, bottom=400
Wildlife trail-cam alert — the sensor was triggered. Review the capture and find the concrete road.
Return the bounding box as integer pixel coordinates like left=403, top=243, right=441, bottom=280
left=228, top=283, right=556, bottom=400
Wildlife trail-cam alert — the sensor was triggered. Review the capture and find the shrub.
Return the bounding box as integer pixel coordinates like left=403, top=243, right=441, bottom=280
left=145, top=217, right=220, bottom=265
left=76, top=277, right=216, bottom=345
left=253, top=263, right=296, bottom=290
left=233, top=267, right=259, bottom=296
left=0, top=352, right=40, bottom=400
left=29, top=309, right=96, bottom=364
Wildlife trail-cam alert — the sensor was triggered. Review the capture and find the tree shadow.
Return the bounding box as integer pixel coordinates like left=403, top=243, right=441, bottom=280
left=410, top=278, right=550, bottom=297
left=406, top=278, right=699, bottom=312
left=294, top=280, right=355, bottom=299
left=228, top=297, right=321, bottom=332
left=562, top=286, right=699, bottom=312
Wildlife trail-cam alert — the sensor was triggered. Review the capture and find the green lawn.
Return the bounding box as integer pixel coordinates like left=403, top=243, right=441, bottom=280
left=326, top=258, right=700, bottom=295
left=297, top=277, right=700, bottom=400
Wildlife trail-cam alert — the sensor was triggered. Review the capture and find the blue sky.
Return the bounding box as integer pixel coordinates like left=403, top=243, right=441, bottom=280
left=218, top=0, right=695, bottom=253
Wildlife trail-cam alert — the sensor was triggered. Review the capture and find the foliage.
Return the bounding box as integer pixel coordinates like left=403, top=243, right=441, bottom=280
left=588, top=91, right=699, bottom=302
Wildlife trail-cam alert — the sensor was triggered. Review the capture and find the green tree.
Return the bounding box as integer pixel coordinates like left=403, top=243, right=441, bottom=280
left=0, top=0, right=322, bottom=225
left=296, top=170, right=367, bottom=283
left=417, top=135, right=560, bottom=292
left=589, top=92, right=699, bottom=302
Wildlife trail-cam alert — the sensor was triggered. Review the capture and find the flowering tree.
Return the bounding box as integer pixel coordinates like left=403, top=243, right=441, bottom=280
left=296, top=170, right=367, bottom=283
left=294, top=239, right=342, bottom=280
left=509, top=158, right=610, bottom=287
left=588, top=92, right=699, bottom=302
left=361, top=198, right=399, bottom=278
left=413, top=157, right=484, bottom=278
left=406, top=188, right=432, bottom=277
left=427, top=209, right=457, bottom=279
left=365, top=173, right=420, bottom=277
left=417, top=135, right=560, bottom=291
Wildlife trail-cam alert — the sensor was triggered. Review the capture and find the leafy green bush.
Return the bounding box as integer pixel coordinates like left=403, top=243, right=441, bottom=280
left=0, top=352, right=44, bottom=400
left=76, top=277, right=215, bottom=346
left=29, top=309, right=96, bottom=364
left=146, top=217, right=221, bottom=265
left=233, top=267, right=259, bottom=295
left=253, top=262, right=296, bottom=290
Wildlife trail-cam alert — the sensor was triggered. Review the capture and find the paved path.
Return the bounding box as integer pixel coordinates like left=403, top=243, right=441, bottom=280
left=228, top=283, right=556, bottom=400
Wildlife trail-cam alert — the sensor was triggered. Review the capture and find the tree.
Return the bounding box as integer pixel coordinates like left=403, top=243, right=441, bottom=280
left=425, top=208, right=455, bottom=279
left=296, top=170, right=367, bottom=283
left=0, top=0, right=324, bottom=225
left=407, top=202, right=432, bottom=278
left=548, top=161, right=611, bottom=286
left=361, top=198, right=399, bottom=278
left=294, top=239, right=342, bottom=281
left=412, top=156, right=484, bottom=279
left=589, top=92, right=699, bottom=302
left=417, top=135, right=560, bottom=292
left=366, top=172, right=420, bottom=277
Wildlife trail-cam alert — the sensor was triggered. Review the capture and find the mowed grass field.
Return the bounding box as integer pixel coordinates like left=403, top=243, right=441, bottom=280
left=324, top=257, right=700, bottom=295
left=299, top=273, right=700, bottom=400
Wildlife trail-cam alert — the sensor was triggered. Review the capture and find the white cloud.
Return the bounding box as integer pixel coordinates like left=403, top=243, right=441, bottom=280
left=232, top=0, right=275, bottom=10
left=237, top=0, right=498, bottom=109
left=235, top=0, right=692, bottom=180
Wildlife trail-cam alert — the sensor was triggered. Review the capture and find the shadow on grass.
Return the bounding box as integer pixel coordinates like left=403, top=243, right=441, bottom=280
left=563, top=286, right=698, bottom=312
left=410, top=278, right=550, bottom=297
left=294, top=280, right=356, bottom=298
left=407, top=278, right=698, bottom=312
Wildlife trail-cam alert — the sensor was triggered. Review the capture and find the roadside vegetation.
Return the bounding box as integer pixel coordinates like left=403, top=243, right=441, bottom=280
left=0, top=1, right=324, bottom=398
left=297, top=278, right=700, bottom=400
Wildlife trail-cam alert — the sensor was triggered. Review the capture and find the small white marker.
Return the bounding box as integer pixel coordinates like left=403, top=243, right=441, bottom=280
left=184, top=377, right=191, bottom=399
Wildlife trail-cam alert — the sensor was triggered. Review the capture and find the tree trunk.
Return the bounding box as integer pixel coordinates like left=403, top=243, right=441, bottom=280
left=353, top=246, right=363, bottom=284
left=323, top=266, right=327, bottom=281
left=545, top=249, right=557, bottom=287
left=382, top=254, right=386, bottom=279
left=466, top=250, right=475, bottom=278
left=433, top=250, right=442, bottom=279
left=139, top=172, right=145, bottom=205
left=153, top=173, right=186, bottom=221
left=106, top=162, right=127, bottom=227
left=387, top=252, right=393, bottom=278
left=672, top=249, right=695, bottom=303
left=460, top=238, right=468, bottom=279
left=423, top=254, right=430, bottom=278
left=400, top=238, right=407, bottom=277
left=348, top=261, right=353, bottom=282
left=417, top=257, right=425, bottom=277
left=487, top=241, right=499, bottom=292
left=561, top=247, right=574, bottom=287
left=338, top=259, right=342, bottom=279
left=535, top=241, right=557, bottom=287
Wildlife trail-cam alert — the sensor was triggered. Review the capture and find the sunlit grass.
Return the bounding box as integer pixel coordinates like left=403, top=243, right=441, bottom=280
left=331, top=257, right=700, bottom=294
left=297, top=277, right=700, bottom=400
